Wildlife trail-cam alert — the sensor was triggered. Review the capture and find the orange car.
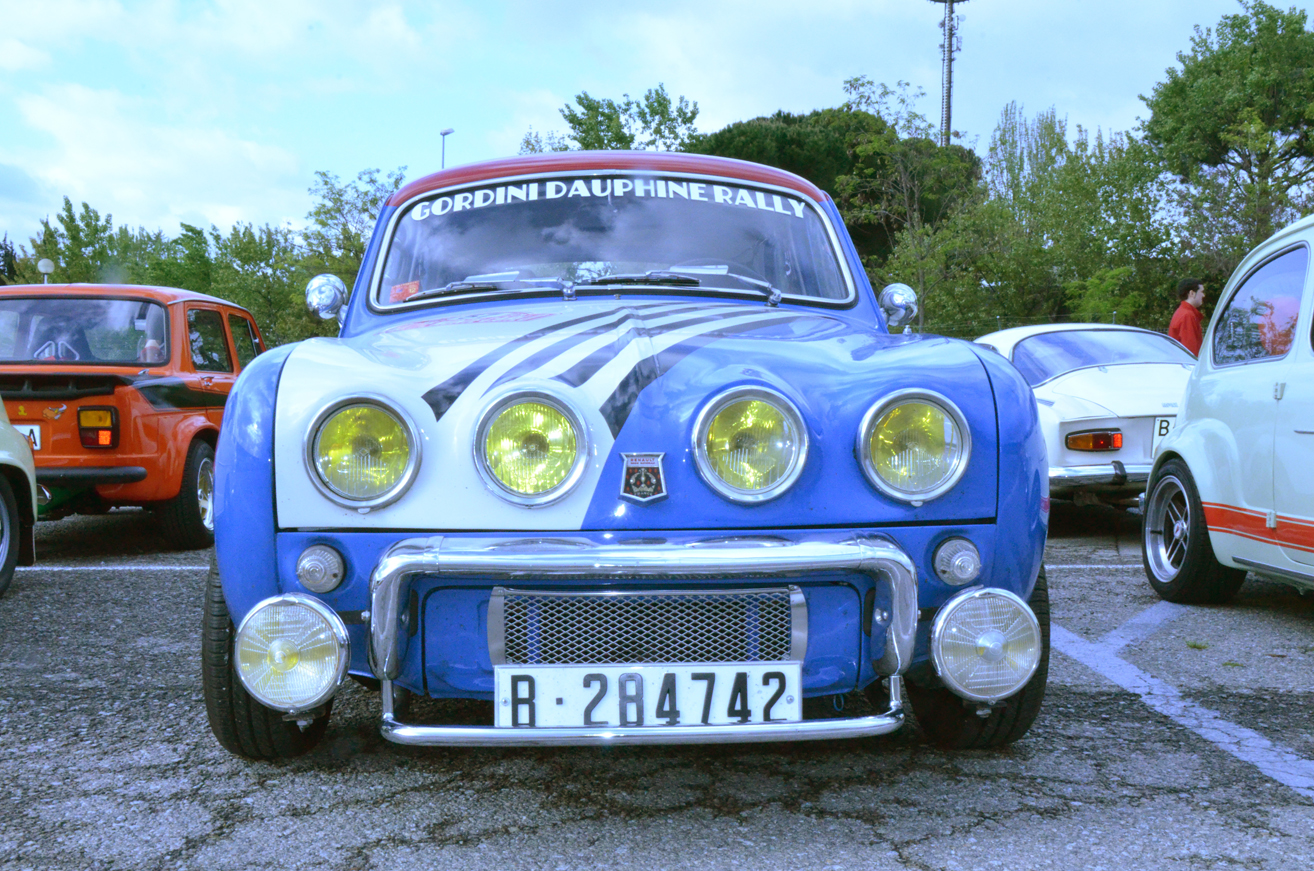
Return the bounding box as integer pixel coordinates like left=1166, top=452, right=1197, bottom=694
left=0, top=284, right=266, bottom=548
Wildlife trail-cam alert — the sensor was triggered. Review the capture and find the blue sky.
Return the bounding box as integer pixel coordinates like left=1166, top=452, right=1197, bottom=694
left=0, top=0, right=1261, bottom=244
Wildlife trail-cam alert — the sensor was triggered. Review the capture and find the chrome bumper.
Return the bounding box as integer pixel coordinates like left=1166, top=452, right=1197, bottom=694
left=367, top=534, right=918, bottom=747
left=1049, top=462, right=1152, bottom=490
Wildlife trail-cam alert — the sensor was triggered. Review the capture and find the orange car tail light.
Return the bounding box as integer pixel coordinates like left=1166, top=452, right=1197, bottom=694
left=78, top=407, right=119, bottom=449
left=1066, top=430, right=1122, bottom=452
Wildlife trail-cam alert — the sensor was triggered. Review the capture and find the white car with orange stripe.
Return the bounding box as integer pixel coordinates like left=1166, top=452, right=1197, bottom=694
left=1142, top=216, right=1314, bottom=601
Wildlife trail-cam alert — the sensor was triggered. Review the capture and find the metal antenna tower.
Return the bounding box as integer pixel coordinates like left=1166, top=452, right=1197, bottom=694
left=929, top=0, right=968, bottom=147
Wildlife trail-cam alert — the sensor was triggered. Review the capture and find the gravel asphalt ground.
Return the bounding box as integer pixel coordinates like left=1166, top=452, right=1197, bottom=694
left=0, top=505, right=1310, bottom=870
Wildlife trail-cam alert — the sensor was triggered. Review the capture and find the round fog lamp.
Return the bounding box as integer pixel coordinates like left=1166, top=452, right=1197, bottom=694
left=297, top=545, right=345, bottom=593
left=931, top=588, right=1041, bottom=703
left=934, top=538, right=981, bottom=586
left=235, top=595, right=349, bottom=712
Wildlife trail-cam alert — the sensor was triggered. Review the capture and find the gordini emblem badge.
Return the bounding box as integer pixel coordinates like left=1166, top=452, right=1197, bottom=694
left=43, top=404, right=67, bottom=421
left=620, top=453, right=667, bottom=503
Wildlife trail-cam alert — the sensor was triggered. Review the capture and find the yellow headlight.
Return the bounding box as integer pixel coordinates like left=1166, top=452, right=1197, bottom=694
left=313, top=403, right=412, bottom=501
left=695, top=390, right=806, bottom=501
left=483, top=400, right=579, bottom=496
left=867, top=400, right=965, bottom=497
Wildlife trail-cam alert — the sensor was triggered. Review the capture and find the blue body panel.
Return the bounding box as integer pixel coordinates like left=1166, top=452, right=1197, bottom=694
left=213, top=344, right=293, bottom=620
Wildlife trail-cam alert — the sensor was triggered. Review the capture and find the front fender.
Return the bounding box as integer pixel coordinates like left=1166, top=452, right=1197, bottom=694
left=1150, top=415, right=1241, bottom=508
left=214, top=345, right=295, bottom=620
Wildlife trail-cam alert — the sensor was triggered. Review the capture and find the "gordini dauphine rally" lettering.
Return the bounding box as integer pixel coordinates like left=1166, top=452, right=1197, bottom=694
left=409, top=178, right=809, bottom=221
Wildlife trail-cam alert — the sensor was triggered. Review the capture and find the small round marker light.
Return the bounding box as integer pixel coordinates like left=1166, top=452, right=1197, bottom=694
left=934, top=538, right=982, bottom=586
left=297, top=545, right=345, bottom=593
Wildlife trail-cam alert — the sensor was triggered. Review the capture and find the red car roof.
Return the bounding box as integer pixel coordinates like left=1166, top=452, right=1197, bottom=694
left=389, top=151, right=828, bottom=206
left=0, top=283, right=252, bottom=311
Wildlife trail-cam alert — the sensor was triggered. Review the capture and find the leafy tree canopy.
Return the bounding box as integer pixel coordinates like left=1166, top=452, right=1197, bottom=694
left=520, top=84, right=699, bottom=153
left=1142, top=1, right=1314, bottom=242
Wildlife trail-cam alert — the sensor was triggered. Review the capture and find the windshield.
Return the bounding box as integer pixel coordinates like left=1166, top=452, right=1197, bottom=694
left=1011, top=329, right=1194, bottom=386
left=377, top=174, right=851, bottom=306
left=0, top=297, right=170, bottom=366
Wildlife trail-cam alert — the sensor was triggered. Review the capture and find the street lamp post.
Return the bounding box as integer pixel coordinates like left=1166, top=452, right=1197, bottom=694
left=440, top=128, right=455, bottom=169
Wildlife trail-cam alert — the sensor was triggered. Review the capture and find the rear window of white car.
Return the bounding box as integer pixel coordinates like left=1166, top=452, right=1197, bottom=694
left=1011, top=330, right=1195, bottom=386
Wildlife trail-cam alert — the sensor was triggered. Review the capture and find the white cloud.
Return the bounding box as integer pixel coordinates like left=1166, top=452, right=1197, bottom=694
left=0, top=39, right=51, bottom=72
left=11, top=84, right=304, bottom=233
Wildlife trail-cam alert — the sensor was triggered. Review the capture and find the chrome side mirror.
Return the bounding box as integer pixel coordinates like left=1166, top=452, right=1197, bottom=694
left=306, top=274, right=349, bottom=321
left=878, top=283, right=919, bottom=331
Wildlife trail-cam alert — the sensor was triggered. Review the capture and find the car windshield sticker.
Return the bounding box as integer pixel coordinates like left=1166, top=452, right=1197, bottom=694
left=621, top=453, right=667, bottom=503
left=390, top=281, right=420, bottom=303
left=408, top=178, right=809, bottom=222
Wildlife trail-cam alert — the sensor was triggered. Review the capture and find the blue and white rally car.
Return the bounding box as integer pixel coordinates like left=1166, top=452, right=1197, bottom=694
left=203, top=152, right=1050, bottom=758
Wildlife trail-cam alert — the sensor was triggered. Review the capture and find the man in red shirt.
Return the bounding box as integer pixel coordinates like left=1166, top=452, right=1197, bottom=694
left=1168, top=278, right=1206, bottom=355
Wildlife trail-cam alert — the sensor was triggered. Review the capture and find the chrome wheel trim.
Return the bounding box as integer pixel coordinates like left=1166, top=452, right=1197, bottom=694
left=197, top=456, right=215, bottom=532
left=1145, top=474, right=1189, bottom=582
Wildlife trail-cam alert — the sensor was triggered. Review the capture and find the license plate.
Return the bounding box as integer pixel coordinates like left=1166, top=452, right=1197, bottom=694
left=1152, top=416, right=1176, bottom=454
left=14, top=424, right=40, bottom=451
left=494, top=663, right=802, bottom=728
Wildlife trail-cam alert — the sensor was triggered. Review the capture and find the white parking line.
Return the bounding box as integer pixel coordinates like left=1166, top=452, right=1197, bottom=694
left=1052, top=623, right=1314, bottom=799
left=16, top=565, right=209, bottom=571
left=1045, top=564, right=1143, bottom=570
left=1099, top=599, right=1188, bottom=651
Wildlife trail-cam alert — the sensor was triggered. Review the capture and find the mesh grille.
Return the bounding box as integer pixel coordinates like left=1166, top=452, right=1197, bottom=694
left=498, top=588, right=798, bottom=665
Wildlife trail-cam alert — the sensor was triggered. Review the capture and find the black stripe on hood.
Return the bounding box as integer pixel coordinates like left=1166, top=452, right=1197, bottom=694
left=598, top=315, right=803, bottom=438
left=487, top=304, right=715, bottom=391
left=420, top=304, right=674, bottom=421
left=552, top=308, right=771, bottom=390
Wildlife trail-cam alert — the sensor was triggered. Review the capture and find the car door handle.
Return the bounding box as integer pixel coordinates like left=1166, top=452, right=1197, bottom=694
left=200, top=376, right=215, bottom=387
left=1296, top=429, right=1314, bottom=434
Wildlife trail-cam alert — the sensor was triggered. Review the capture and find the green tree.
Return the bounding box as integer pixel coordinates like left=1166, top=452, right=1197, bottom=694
left=837, top=78, right=982, bottom=328
left=211, top=223, right=329, bottom=345
left=520, top=84, right=699, bottom=153
left=1142, top=1, right=1314, bottom=247
left=882, top=104, right=1177, bottom=337
left=302, top=167, right=406, bottom=288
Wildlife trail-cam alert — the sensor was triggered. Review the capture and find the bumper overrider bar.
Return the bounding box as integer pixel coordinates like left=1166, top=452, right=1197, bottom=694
left=366, top=534, right=917, bottom=746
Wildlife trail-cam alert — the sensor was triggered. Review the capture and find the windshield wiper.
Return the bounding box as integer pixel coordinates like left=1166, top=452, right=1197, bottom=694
left=406, top=277, right=567, bottom=303
left=571, top=271, right=702, bottom=288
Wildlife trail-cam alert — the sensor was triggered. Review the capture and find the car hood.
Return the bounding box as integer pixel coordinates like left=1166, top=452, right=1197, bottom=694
left=1039, top=363, right=1193, bottom=419
left=272, top=299, right=1001, bottom=531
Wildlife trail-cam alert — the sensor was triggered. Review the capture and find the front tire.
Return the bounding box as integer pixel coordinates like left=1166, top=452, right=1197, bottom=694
left=202, top=560, right=331, bottom=760
left=1141, top=458, right=1246, bottom=604
left=160, top=440, right=215, bottom=550
left=0, top=475, right=20, bottom=597
left=904, top=569, right=1050, bottom=749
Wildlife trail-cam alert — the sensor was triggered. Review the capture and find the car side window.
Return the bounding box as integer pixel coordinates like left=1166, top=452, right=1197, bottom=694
left=228, top=314, right=261, bottom=369
left=1213, top=246, right=1308, bottom=365
left=188, top=308, right=233, bottom=372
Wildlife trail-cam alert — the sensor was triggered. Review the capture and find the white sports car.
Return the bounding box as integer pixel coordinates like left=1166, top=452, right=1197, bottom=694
left=975, top=323, right=1195, bottom=506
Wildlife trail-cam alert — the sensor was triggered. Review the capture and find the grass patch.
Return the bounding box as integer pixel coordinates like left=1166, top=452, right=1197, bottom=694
left=1186, top=640, right=1209, bottom=650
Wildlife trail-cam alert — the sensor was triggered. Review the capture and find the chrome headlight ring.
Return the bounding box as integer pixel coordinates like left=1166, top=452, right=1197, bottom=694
left=929, top=586, right=1042, bottom=704
left=303, top=394, right=423, bottom=510
left=691, top=385, right=809, bottom=504
left=473, top=388, right=589, bottom=507
left=234, top=593, right=351, bottom=714
left=856, top=388, right=971, bottom=503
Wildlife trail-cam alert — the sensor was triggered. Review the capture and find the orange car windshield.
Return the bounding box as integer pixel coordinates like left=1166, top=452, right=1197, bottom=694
left=0, top=297, right=170, bottom=366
